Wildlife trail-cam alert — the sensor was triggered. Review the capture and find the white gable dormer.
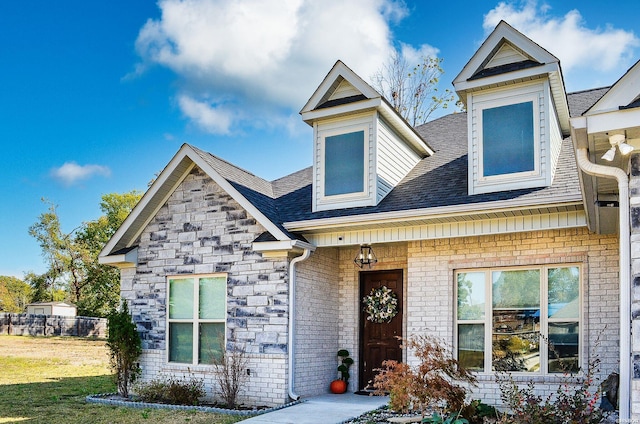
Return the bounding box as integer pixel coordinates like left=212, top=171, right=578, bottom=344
left=454, top=21, right=570, bottom=195
left=301, top=61, right=433, bottom=212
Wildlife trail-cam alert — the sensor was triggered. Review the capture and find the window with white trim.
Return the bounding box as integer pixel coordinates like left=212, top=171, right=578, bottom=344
left=482, top=100, right=534, bottom=177
left=469, top=83, right=550, bottom=195
left=168, top=274, right=227, bottom=364
left=456, top=265, right=581, bottom=374
left=324, top=130, right=365, bottom=196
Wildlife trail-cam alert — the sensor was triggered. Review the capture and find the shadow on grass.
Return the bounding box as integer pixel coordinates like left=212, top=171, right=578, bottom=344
left=0, top=375, right=246, bottom=424
left=0, top=374, right=115, bottom=423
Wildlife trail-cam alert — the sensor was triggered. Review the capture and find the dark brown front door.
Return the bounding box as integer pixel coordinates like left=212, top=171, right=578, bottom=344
left=359, top=270, right=403, bottom=390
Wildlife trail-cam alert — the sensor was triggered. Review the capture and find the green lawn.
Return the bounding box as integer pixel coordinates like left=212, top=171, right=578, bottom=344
left=0, top=335, right=246, bottom=424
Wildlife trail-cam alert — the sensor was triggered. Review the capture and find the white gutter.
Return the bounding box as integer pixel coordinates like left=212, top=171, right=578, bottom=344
left=575, top=148, right=630, bottom=419
left=287, top=247, right=313, bottom=401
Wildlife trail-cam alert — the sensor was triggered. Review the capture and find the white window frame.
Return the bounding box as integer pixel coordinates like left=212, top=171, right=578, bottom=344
left=454, top=264, right=582, bottom=375
left=166, top=273, right=227, bottom=365
left=469, top=82, right=548, bottom=195
left=318, top=122, right=370, bottom=203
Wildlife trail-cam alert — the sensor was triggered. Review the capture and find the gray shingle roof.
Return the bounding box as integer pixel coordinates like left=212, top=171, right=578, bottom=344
left=197, top=87, right=609, bottom=234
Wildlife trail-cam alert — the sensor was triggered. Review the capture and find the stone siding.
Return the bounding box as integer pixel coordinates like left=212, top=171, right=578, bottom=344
left=120, top=166, right=291, bottom=406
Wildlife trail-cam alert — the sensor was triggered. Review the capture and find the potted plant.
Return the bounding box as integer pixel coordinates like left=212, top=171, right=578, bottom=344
left=330, top=349, right=354, bottom=394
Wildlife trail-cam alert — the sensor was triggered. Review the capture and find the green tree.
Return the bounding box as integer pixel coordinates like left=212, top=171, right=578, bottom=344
left=75, top=191, right=142, bottom=316
left=372, top=51, right=457, bottom=126
left=107, top=301, right=141, bottom=398
left=492, top=269, right=540, bottom=308
left=23, top=271, right=66, bottom=303
left=0, top=276, right=32, bottom=312
left=28, top=191, right=141, bottom=317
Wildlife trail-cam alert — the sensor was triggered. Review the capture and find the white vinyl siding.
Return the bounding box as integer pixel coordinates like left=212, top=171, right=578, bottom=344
left=547, top=83, right=563, bottom=183
left=327, top=79, right=360, bottom=101
left=376, top=118, right=421, bottom=203
left=485, top=43, right=529, bottom=69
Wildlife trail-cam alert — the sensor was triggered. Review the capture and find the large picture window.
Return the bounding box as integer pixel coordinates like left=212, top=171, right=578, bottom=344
left=168, top=274, right=227, bottom=364
left=456, top=265, right=580, bottom=374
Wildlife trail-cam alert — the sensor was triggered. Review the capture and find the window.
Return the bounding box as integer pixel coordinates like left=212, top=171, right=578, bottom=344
left=482, top=101, right=534, bottom=177
left=469, top=85, right=547, bottom=195
left=168, top=274, right=227, bottom=364
left=324, top=130, right=365, bottom=196
left=456, top=265, right=580, bottom=374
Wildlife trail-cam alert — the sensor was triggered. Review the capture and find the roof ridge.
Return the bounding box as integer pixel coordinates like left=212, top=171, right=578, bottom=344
left=567, top=85, right=610, bottom=95
left=187, top=143, right=276, bottom=198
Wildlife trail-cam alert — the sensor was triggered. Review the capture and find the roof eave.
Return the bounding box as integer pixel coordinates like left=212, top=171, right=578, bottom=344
left=284, top=195, right=584, bottom=233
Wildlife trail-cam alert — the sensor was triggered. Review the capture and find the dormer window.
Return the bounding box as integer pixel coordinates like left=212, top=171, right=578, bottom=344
left=481, top=97, right=536, bottom=178
left=301, top=60, right=432, bottom=213
left=324, top=130, right=365, bottom=196
left=315, top=117, right=372, bottom=211
left=453, top=22, right=571, bottom=197
left=469, top=83, right=549, bottom=195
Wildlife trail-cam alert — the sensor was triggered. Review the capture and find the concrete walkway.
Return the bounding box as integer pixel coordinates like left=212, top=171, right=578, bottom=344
left=240, top=393, right=389, bottom=424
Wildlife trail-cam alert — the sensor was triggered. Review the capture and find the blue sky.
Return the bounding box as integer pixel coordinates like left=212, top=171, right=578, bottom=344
left=1, top=0, right=639, bottom=279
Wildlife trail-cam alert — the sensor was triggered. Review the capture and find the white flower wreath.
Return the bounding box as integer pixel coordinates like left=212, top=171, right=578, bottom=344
left=362, top=285, right=399, bottom=323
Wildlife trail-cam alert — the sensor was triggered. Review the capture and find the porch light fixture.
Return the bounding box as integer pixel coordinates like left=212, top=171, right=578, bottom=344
left=602, top=133, right=633, bottom=161
left=354, top=245, right=377, bottom=268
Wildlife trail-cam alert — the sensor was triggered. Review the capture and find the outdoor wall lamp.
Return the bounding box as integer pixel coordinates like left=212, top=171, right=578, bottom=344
left=602, top=133, right=633, bottom=161
left=354, top=245, right=377, bottom=268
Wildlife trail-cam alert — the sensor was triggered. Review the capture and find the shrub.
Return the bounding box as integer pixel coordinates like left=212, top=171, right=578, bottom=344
left=373, top=334, right=477, bottom=418
left=495, top=335, right=604, bottom=424
left=460, top=399, right=498, bottom=424
left=135, top=375, right=205, bottom=405
left=211, top=342, right=249, bottom=409
left=106, top=301, right=141, bottom=398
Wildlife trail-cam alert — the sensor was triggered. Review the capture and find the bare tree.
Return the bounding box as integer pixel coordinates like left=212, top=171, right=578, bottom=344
left=372, top=51, right=457, bottom=126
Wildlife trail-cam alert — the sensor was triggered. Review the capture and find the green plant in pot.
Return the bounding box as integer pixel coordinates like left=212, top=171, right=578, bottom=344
left=330, top=349, right=354, bottom=394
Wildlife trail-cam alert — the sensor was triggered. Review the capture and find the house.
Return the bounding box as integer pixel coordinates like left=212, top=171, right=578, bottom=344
left=100, top=21, right=640, bottom=418
left=26, top=301, right=77, bottom=317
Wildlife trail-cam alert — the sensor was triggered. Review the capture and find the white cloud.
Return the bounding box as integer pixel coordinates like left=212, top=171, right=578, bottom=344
left=484, top=1, right=639, bottom=78
left=134, top=0, right=409, bottom=134
left=399, top=42, right=439, bottom=66
left=177, top=95, right=234, bottom=134
left=50, top=162, right=111, bottom=186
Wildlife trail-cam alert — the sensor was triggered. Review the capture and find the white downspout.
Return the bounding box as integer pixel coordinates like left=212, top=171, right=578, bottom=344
left=288, top=247, right=312, bottom=402
left=575, top=148, right=630, bottom=419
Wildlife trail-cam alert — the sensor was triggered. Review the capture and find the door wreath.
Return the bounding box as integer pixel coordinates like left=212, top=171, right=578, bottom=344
left=362, top=285, right=399, bottom=323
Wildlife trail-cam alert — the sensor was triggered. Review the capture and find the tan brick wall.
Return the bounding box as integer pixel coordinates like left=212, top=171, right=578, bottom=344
left=294, top=247, right=340, bottom=396
left=406, top=228, right=619, bottom=406
left=314, top=229, right=619, bottom=405
left=337, top=243, right=409, bottom=391
left=136, top=350, right=287, bottom=407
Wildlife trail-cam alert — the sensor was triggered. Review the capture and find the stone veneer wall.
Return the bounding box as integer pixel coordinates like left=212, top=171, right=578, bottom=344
left=405, top=228, right=619, bottom=407
left=119, top=166, right=291, bottom=407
